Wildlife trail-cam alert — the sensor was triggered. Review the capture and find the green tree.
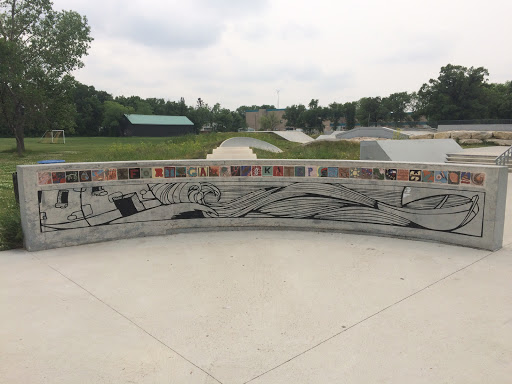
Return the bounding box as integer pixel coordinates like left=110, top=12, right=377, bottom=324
left=356, top=97, right=383, bottom=126
left=73, top=82, right=112, bottom=136
left=417, top=64, right=490, bottom=123
left=382, top=92, right=412, bottom=125
left=102, top=101, right=134, bottom=136
left=260, top=112, right=280, bottom=131
left=302, top=99, right=328, bottom=134
left=485, top=82, right=512, bottom=119
left=0, top=0, right=92, bottom=154
left=283, top=104, right=306, bottom=128
left=343, top=101, right=357, bottom=129
left=327, top=102, right=345, bottom=130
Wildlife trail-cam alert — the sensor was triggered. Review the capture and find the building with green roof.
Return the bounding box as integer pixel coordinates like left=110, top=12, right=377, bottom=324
left=121, top=114, right=195, bottom=137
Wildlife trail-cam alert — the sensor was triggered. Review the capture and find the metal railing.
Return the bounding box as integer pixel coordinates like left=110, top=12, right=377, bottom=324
left=495, top=146, right=512, bottom=165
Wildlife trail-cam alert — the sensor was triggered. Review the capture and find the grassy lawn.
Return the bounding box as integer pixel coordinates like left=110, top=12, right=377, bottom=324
left=0, top=133, right=359, bottom=250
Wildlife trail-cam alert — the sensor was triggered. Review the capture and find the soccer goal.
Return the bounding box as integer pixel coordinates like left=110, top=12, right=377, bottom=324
left=39, top=130, right=66, bottom=144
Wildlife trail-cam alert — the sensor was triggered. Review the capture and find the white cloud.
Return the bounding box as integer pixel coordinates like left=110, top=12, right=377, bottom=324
left=52, top=0, right=512, bottom=109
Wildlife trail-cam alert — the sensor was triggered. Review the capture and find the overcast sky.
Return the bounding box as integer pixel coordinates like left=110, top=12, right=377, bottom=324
left=53, top=0, right=511, bottom=110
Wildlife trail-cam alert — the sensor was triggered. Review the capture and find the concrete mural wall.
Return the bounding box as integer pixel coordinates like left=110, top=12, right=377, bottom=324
left=17, top=160, right=508, bottom=251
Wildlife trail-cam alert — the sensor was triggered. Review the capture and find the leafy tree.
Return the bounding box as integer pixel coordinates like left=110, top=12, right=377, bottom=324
left=103, top=101, right=134, bottom=136
left=485, top=82, right=512, bottom=119
left=417, top=64, right=490, bottom=122
left=382, top=92, right=412, bottom=125
left=343, top=101, right=357, bottom=129
left=327, top=102, right=345, bottom=130
left=0, top=0, right=92, bottom=154
left=356, top=97, right=383, bottom=126
left=73, top=82, right=112, bottom=136
left=260, top=112, right=280, bottom=131
left=283, top=104, right=306, bottom=128
left=302, top=99, right=328, bottom=134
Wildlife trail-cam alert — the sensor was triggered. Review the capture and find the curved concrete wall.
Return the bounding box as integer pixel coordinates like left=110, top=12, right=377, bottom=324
left=17, top=160, right=507, bottom=251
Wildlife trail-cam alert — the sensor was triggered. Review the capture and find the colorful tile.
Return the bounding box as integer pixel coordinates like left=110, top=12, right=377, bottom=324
left=65, top=171, right=79, bottom=183
left=231, top=166, right=241, bottom=176
left=385, top=169, right=397, bottom=180
left=328, top=167, right=338, bottom=177
left=434, top=171, right=448, bottom=183
left=129, top=168, right=140, bottom=179
left=219, top=166, right=231, bottom=177
left=105, top=169, right=117, bottom=181
left=79, top=170, right=92, bottom=182
left=209, top=166, right=220, bottom=177
left=52, top=171, right=66, bottom=184
left=349, top=168, right=361, bottom=178
left=338, top=167, right=350, bottom=178
left=251, top=166, right=262, bottom=176
left=283, top=166, right=295, bottom=177
left=187, top=167, right=197, bottom=177
left=140, top=168, right=152, bottom=179
left=318, top=167, right=328, bottom=177
left=409, top=170, right=422, bottom=182
left=198, top=167, right=209, bottom=177
left=471, top=172, right=485, bottom=186
left=176, top=167, right=187, bottom=177
left=361, top=168, right=373, bottom=179
left=273, top=166, right=284, bottom=177
left=461, top=172, right=471, bottom=184
left=306, top=166, right=317, bottom=177
left=38, top=172, right=52, bottom=185
left=117, top=168, right=129, bottom=180
left=262, top=166, right=273, bottom=176
left=152, top=167, right=164, bottom=178
left=397, top=169, right=409, bottom=181
left=422, top=170, right=434, bottom=183
left=164, top=167, right=175, bottom=178
left=295, top=166, right=305, bottom=177
left=372, top=168, right=385, bottom=180
left=241, top=166, right=252, bottom=176
left=448, top=171, right=460, bottom=185
left=91, top=169, right=105, bottom=182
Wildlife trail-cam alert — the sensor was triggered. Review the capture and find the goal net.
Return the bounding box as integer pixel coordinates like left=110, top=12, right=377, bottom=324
left=39, top=130, right=66, bottom=144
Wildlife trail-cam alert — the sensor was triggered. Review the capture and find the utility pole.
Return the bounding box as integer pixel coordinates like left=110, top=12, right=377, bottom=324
left=276, top=89, right=280, bottom=109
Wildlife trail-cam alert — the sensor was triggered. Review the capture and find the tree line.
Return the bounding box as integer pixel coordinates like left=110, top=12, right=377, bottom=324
left=1, top=1, right=511, bottom=154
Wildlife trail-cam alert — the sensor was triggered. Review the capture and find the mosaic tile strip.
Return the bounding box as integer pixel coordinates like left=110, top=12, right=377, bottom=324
left=37, top=165, right=486, bottom=187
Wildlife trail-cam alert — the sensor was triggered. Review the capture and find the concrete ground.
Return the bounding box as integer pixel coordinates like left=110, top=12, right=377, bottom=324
left=2, top=178, right=511, bottom=383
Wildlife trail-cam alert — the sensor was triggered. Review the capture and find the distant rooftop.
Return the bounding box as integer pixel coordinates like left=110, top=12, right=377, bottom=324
left=124, top=114, right=193, bottom=126
left=245, top=108, right=286, bottom=113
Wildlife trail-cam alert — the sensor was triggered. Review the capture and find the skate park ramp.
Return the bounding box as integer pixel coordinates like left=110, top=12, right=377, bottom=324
left=317, top=127, right=410, bottom=140
left=256, top=130, right=314, bottom=143
left=220, top=137, right=282, bottom=153
left=360, top=139, right=463, bottom=163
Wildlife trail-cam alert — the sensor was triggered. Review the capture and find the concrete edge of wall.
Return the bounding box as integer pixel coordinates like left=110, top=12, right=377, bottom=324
left=17, top=159, right=508, bottom=252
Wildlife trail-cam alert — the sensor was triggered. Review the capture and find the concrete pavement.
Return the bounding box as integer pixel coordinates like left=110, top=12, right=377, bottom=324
left=1, top=178, right=511, bottom=383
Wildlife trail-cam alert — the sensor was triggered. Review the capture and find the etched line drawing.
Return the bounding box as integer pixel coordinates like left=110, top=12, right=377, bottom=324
left=38, top=181, right=484, bottom=237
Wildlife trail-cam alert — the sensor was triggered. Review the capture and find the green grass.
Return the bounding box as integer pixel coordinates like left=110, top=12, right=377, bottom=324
left=0, top=133, right=360, bottom=251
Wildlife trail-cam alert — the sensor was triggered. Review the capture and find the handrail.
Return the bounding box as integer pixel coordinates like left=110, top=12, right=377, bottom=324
left=496, top=146, right=512, bottom=165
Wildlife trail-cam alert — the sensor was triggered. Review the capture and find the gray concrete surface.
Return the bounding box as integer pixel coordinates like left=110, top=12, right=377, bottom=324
left=220, top=137, right=282, bottom=153
left=438, top=124, right=512, bottom=132
left=2, top=173, right=512, bottom=383
left=360, top=139, right=463, bottom=163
